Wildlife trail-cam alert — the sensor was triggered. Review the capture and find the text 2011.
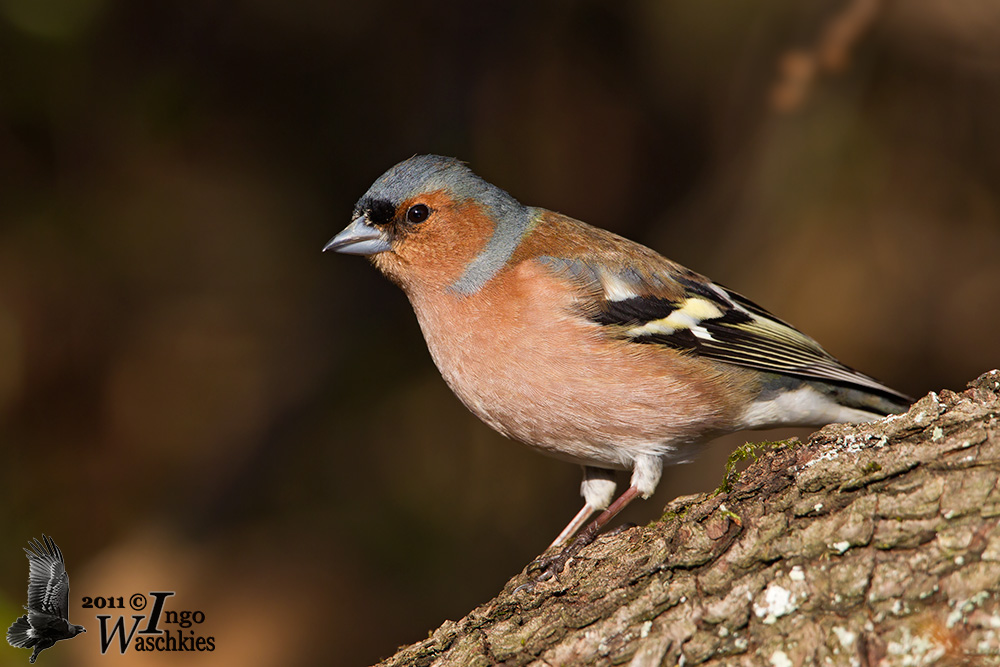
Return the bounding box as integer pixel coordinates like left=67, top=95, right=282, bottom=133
left=82, top=597, right=125, bottom=609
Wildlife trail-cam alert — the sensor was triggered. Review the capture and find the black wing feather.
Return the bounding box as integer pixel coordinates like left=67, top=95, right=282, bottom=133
left=24, top=535, right=70, bottom=619
left=546, top=255, right=911, bottom=404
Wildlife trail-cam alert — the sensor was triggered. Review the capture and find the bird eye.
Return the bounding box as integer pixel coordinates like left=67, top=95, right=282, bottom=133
left=406, top=203, right=430, bottom=224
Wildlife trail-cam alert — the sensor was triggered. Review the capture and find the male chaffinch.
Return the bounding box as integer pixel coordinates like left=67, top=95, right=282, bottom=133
left=325, top=155, right=912, bottom=571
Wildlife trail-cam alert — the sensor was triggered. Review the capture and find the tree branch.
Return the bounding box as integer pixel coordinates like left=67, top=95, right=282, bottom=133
left=379, top=371, right=1000, bottom=666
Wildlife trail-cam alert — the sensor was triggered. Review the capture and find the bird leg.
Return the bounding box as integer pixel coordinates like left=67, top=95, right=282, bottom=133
left=549, top=465, right=618, bottom=548
left=529, top=485, right=641, bottom=581
left=549, top=503, right=598, bottom=549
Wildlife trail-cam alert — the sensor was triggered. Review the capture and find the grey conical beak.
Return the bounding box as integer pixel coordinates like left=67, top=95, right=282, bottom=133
left=323, top=216, right=391, bottom=255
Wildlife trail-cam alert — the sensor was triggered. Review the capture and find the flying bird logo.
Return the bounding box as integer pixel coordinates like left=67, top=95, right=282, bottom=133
left=6, top=536, right=86, bottom=663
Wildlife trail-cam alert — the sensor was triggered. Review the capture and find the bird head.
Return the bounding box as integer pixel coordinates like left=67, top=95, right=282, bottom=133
left=71, top=624, right=86, bottom=636
left=325, top=155, right=533, bottom=294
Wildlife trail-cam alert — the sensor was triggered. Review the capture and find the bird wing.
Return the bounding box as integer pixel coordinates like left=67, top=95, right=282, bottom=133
left=24, top=536, right=70, bottom=620
left=537, top=253, right=911, bottom=403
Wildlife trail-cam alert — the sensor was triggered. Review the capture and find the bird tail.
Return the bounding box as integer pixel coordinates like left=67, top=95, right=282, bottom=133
left=744, top=372, right=914, bottom=430
left=815, top=380, right=913, bottom=420
left=6, top=615, right=35, bottom=649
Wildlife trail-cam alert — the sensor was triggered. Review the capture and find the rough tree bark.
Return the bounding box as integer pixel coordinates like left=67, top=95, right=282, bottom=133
left=379, top=371, right=1000, bottom=667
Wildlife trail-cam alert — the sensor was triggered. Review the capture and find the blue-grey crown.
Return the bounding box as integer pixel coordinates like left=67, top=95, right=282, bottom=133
left=358, top=155, right=521, bottom=220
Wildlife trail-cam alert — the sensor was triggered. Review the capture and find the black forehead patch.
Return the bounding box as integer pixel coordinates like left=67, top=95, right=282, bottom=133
left=362, top=198, right=396, bottom=226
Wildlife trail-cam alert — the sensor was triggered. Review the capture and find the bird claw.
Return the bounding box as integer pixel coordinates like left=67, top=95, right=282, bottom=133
left=521, top=528, right=596, bottom=586
left=512, top=557, right=561, bottom=594
left=515, top=498, right=630, bottom=593
left=526, top=551, right=571, bottom=582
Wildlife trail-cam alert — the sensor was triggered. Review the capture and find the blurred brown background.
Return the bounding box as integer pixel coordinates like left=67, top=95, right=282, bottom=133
left=1, top=1, right=998, bottom=665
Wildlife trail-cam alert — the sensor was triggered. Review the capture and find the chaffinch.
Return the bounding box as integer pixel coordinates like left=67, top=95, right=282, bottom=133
left=325, top=155, right=912, bottom=569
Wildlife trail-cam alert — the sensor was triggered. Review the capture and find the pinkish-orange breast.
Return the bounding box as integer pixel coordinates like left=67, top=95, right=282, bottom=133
left=405, top=259, right=749, bottom=469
